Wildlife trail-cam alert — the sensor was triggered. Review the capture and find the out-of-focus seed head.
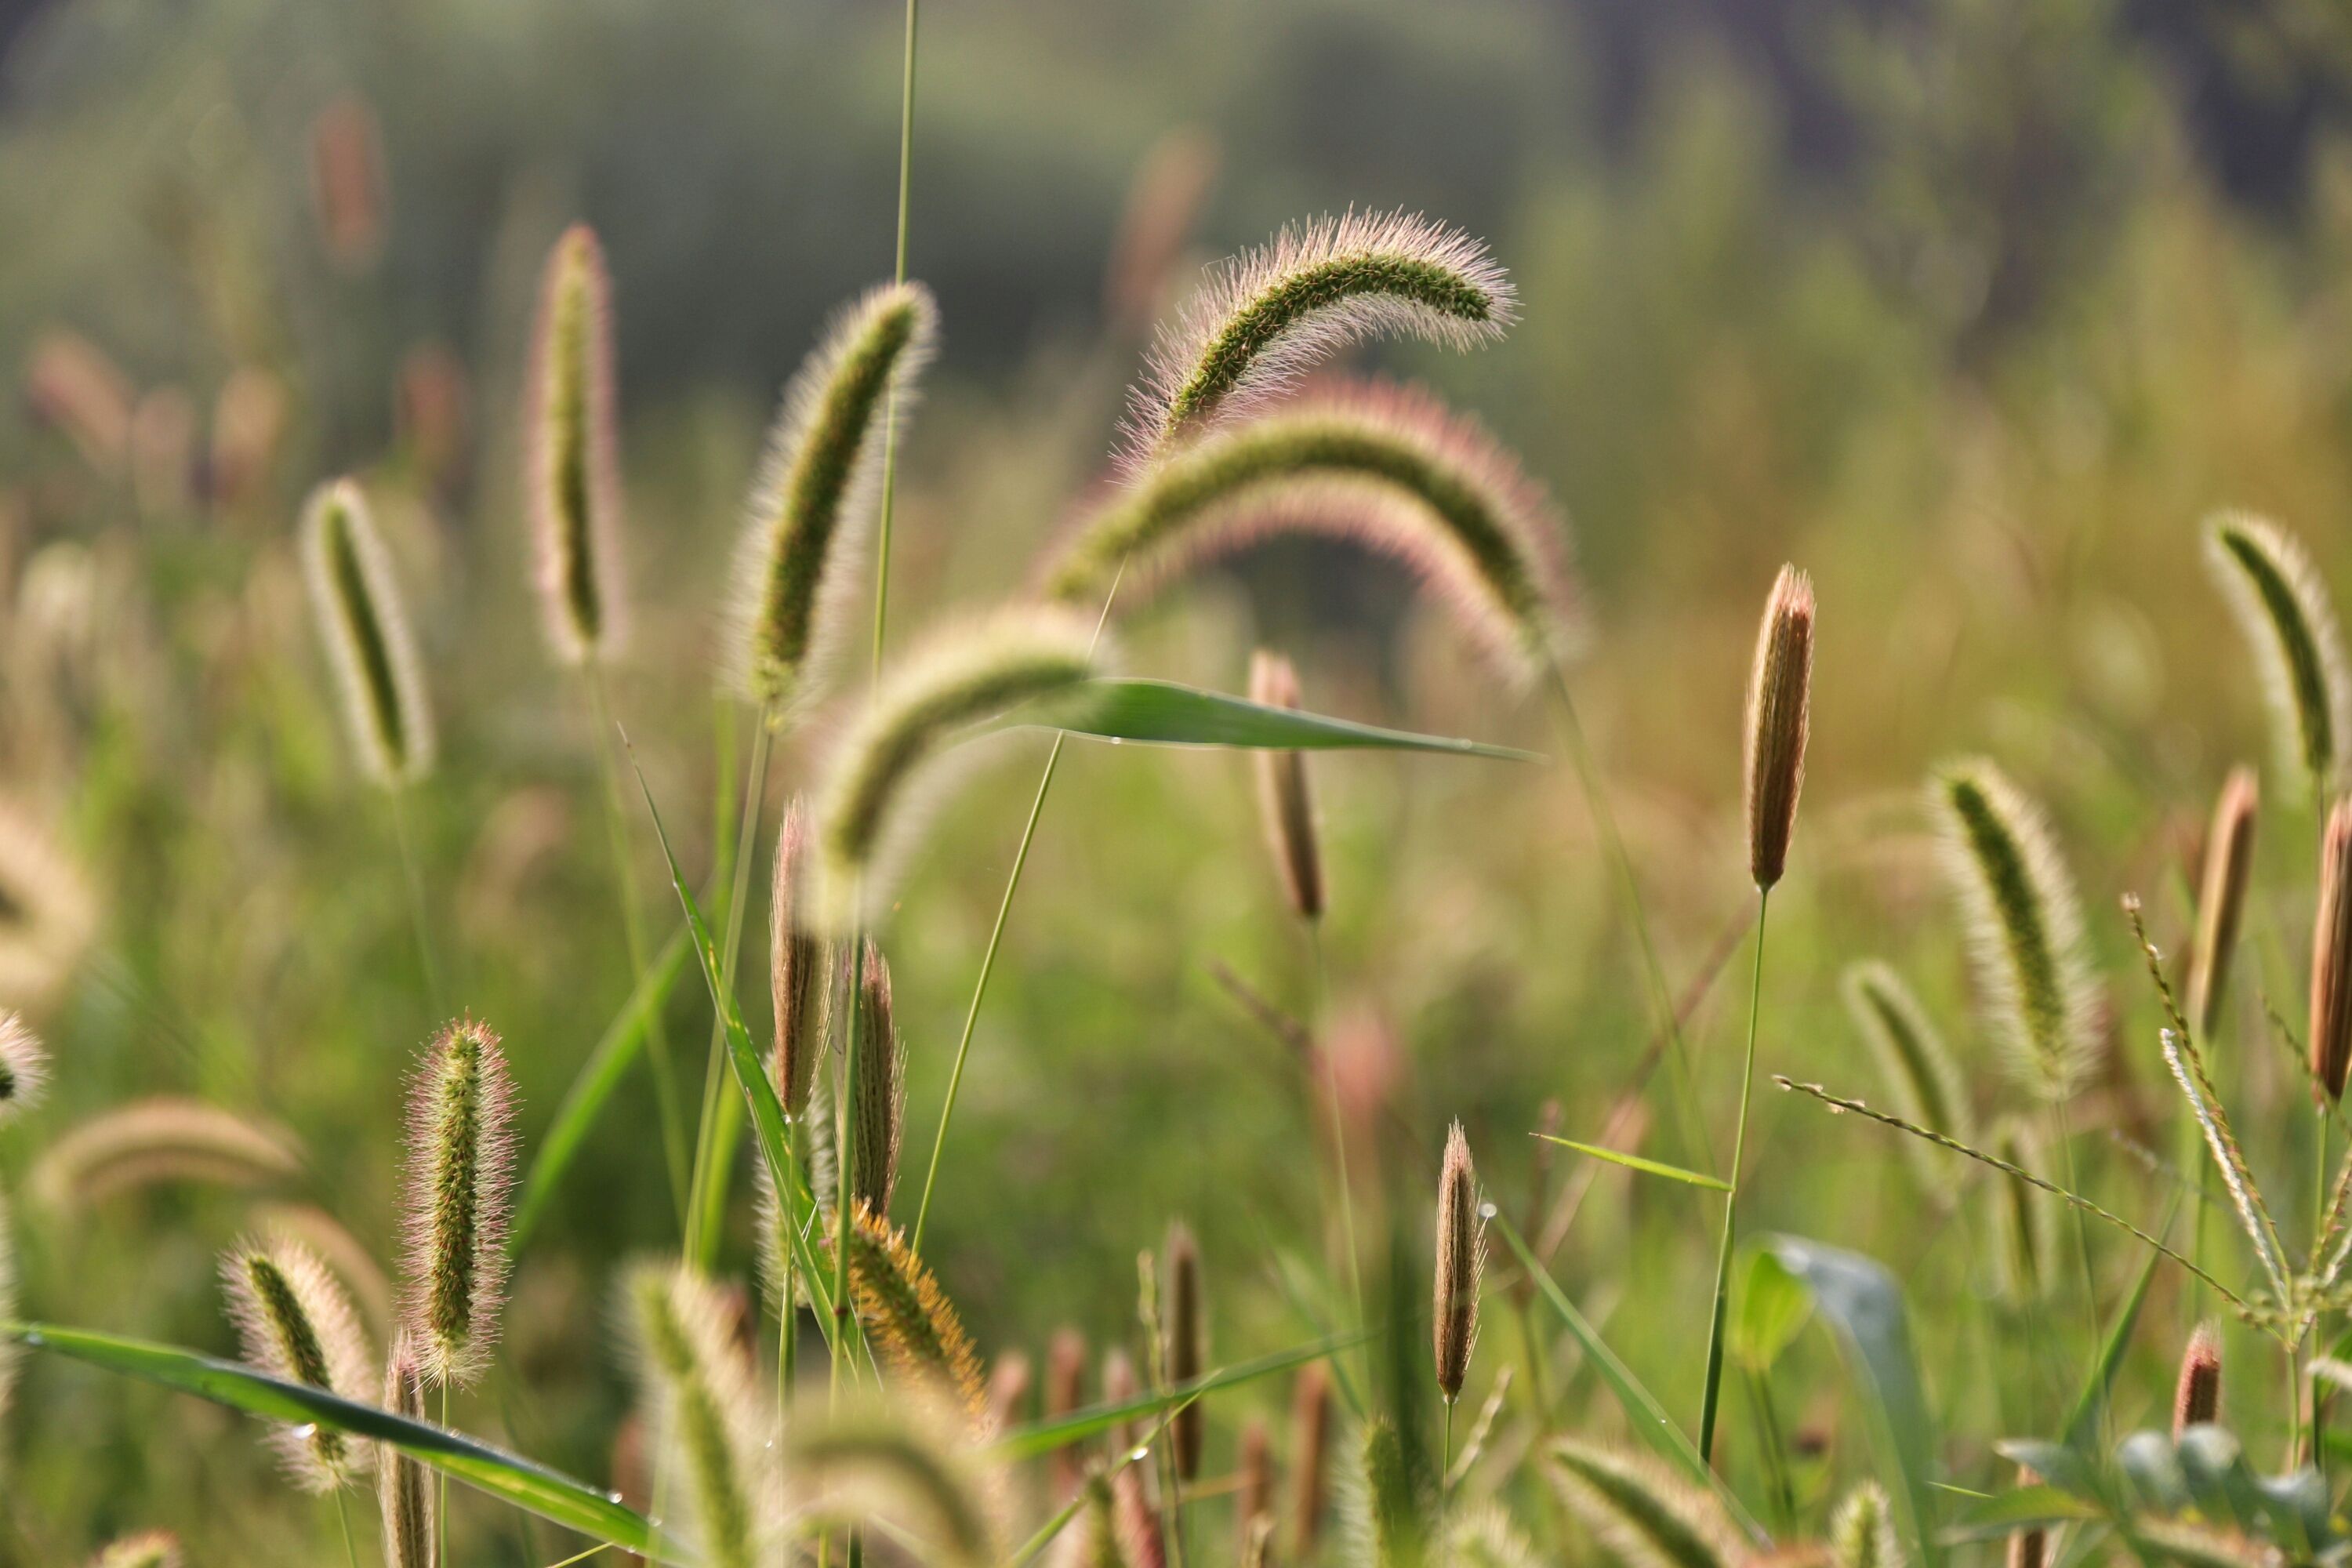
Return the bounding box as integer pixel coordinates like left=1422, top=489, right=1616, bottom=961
left=221, top=1235, right=375, bottom=1491
left=1290, top=1361, right=1334, bottom=1556
left=1828, top=1482, right=1897, bottom=1568
left=2173, top=1322, right=2222, bottom=1438
left=2205, top=511, right=2351, bottom=800
left=1987, top=1118, right=2054, bottom=1306
left=787, top=1393, right=1004, bottom=1568
left=307, top=93, right=386, bottom=270
left=87, top=1534, right=184, bottom=1568
left=1163, top=1221, right=1207, bottom=1478
left=524, top=223, right=626, bottom=666
left=1432, top=1121, right=1483, bottom=1403
left=0, top=1011, right=49, bottom=1124
left=623, top=1262, right=774, bottom=1568
left=851, top=940, right=907, bottom=1217
left=2315, top=797, right=2352, bottom=1103
left=1248, top=650, right=1325, bottom=920
left=2186, top=767, right=2259, bottom=1041
left=1548, top=1439, right=1739, bottom=1568
left=299, top=478, right=434, bottom=787
left=841, top=1204, right=989, bottom=1424
left=28, top=1097, right=302, bottom=1211
left=379, top=1333, right=436, bottom=1567
left=1045, top=1326, right=1089, bottom=1495
left=1104, top=128, right=1221, bottom=335
left=1842, top=960, right=1972, bottom=1191
left=1743, top=565, right=1814, bottom=890
left=399, top=1018, right=517, bottom=1388
left=771, top=797, right=832, bottom=1117
left=1236, top=1415, right=1276, bottom=1563
left=987, top=1350, right=1033, bottom=1434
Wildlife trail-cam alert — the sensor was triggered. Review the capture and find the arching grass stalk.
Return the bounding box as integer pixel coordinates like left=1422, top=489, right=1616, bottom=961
left=868, top=0, right=920, bottom=680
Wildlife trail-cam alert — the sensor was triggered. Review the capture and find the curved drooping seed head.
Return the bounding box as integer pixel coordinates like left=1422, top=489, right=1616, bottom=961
left=1547, top=1438, right=1740, bottom=1568
left=1044, top=381, right=1574, bottom=684
left=221, top=1235, right=375, bottom=1491
left=1290, top=1360, right=1334, bottom=1555
left=788, top=1395, right=1004, bottom=1568
left=2205, top=511, right=2351, bottom=799
left=1829, top=1483, right=1898, bottom=1568
left=87, top=1534, right=184, bottom=1568
left=1443, top=1506, right=1542, bottom=1568
left=2173, top=1321, right=2222, bottom=1438
left=727, top=281, right=938, bottom=712
left=299, top=477, right=434, bottom=786
left=524, top=223, right=626, bottom=666
left=379, top=1334, right=436, bottom=1568
left=1163, top=1221, right=1207, bottom=1479
left=1126, top=209, right=1513, bottom=466
left=851, top=940, right=906, bottom=1217
left=27, top=1096, right=303, bottom=1210
left=399, top=1017, right=517, bottom=1387
left=771, top=797, right=832, bottom=1117
left=1987, top=1117, right=2054, bottom=1306
left=811, top=608, right=1107, bottom=930
left=840, top=1203, right=989, bottom=1423
left=624, top=1262, right=773, bottom=1568
left=1743, top=565, right=1814, bottom=891
left=1931, top=759, right=2098, bottom=1105
left=2314, top=797, right=2352, bottom=1103
left=0, top=1011, right=49, bottom=1124
left=1842, top=960, right=1973, bottom=1189
left=1432, top=1121, right=1483, bottom=1403
left=2187, top=767, right=2259, bottom=1042
left=1248, top=651, right=1324, bottom=920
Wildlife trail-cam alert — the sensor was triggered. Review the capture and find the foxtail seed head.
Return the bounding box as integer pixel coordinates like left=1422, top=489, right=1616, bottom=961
left=299, top=478, right=434, bottom=786
left=399, top=1017, right=517, bottom=1388
left=88, top=1535, right=183, bottom=1568
left=842, top=1204, right=989, bottom=1423
left=524, top=223, right=626, bottom=665
left=1249, top=651, right=1325, bottom=920
left=1432, top=1121, right=1483, bottom=1403
left=1046, top=381, right=1573, bottom=684
left=728, top=281, right=938, bottom=712
left=1842, top=960, right=1973, bottom=1188
left=851, top=939, right=906, bottom=1217
left=1743, top=565, right=1814, bottom=890
left=0, top=1011, right=49, bottom=1124
left=1829, top=1483, right=1897, bottom=1568
left=379, top=1334, right=436, bottom=1568
left=1163, top=1221, right=1207, bottom=1478
left=1548, top=1438, right=1738, bottom=1568
left=221, top=1235, right=374, bottom=1491
left=1127, top=209, right=1512, bottom=465
left=2206, top=511, right=2350, bottom=799
left=771, top=797, right=831, bottom=1116
left=28, top=1097, right=301, bottom=1210
left=2315, top=797, right=2352, bottom=1102
left=1291, top=1360, right=1334, bottom=1555
left=1362, top=1417, right=1427, bottom=1568
left=2174, top=1322, right=2222, bottom=1438
left=811, top=608, right=1105, bottom=929
left=2187, top=767, right=2259, bottom=1042
left=1931, top=759, right=2098, bottom=1104
left=789, top=1396, right=1003, bottom=1568
left=625, top=1262, right=772, bottom=1568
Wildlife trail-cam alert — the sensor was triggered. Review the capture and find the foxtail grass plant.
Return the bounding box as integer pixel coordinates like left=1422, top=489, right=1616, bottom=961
left=789, top=1396, right=1002, bottom=1568
left=1432, top=1120, right=1482, bottom=1537
left=2205, top=511, right=2350, bottom=802
left=1842, top=961, right=1973, bottom=1191
left=2175, top=1322, right=2223, bottom=1437
left=1547, top=1439, right=1738, bottom=1568
left=1163, top=1221, right=1207, bottom=1480
left=773, top=797, right=832, bottom=1117
left=1830, top=1483, right=1898, bottom=1568
left=399, top=1017, right=515, bottom=1389
left=1237, top=1416, right=1275, bottom=1563
left=2314, top=797, right=2352, bottom=1105
left=221, top=1235, right=374, bottom=1494
left=378, top=1334, right=436, bottom=1568
left=1699, top=564, right=1812, bottom=1465
left=0, top=1010, right=48, bottom=1124
left=851, top=938, right=906, bottom=1216
left=88, top=1534, right=183, bottom=1568
left=1291, top=1362, right=1333, bottom=1558
left=29, top=1096, right=302, bottom=1210
left=626, top=1261, right=775, bottom=1568
left=840, top=1203, right=988, bottom=1421
left=1249, top=651, right=1324, bottom=920
left=1362, top=1417, right=1427, bottom=1568
left=2188, top=767, right=2259, bottom=1042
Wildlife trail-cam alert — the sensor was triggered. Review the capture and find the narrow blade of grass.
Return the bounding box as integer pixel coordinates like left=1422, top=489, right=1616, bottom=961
left=993, top=1330, right=1365, bottom=1460
left=1534, top=1133, right=1731, bottom=1191
left=2063, top=1192, right=2177, bottom=1450
left=1017, top=677, right=1540, bottom=760
left=1942, top=1486, right=2104, bottom=1541
left=5, top=1321, right=664, bottom=1553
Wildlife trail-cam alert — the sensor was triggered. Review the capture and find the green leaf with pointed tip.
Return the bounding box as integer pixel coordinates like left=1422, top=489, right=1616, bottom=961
left=993, top=1330, right=1365, bottom=1459
left=1995, top=1439, right=2109, bottom=1507
left=1940, top=1486, right=2103, bottom=1541
left=1534, top=1134, right=1732, bottom=1191
left=1730, top=1247, right=1812, bottom=1373
left=4, top=1321, right=666, bottom=1555
left=1017, top=677, right=1539, bottom=760
left=2063, top=1194, right=2176, bottom=1450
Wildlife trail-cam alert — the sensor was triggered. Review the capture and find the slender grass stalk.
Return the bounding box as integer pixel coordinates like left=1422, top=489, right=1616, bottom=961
left=869, top=0, right=920, bottom=681
left=684, top=706, right=775, bottom=1267
left=388, top=785, right=442, bottom=1011
left=1309, top=926, right=1369, bottom=1394
left=1699, top=889, right=1768, bottom=1465
left=332, top=1490, right=360, bottom=1568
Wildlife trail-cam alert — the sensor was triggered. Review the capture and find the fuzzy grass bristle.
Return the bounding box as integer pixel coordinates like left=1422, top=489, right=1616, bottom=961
left=1432, top=1120, right=1483, bottom=1403
left=379, top=1333, right=436, bottom=1568
left=624, top=1261, right=773, bottom=1568
left=1127, top=209, right=1512, bottom=463
left=29, top=1097, right=303, bottom=1210
left=1743, top=564, right=1814, bottom=891
left=524, top=223, right=626, bottom=665
left=789, top=1396, right=1002, bottom=1568
left=1931, top=759, right=2098, bottom=1104
left=1828, top=1483, right=1898, bottom=1568
left=2205, top=511, right=2350, bottom=799
left=811, top=607, right=1106, bottom=930
left=299, top=477, right=434, bottom=786
left=1842, top=960, right=1973, bottom=1189
left=1044, top=381, right=1573, bottom=684
left=220, top=1234, right=374, bottom=1492
left=987, top=1349, right=1032, bottom=1432
left=2187, top=767, right=2259, bottom=1042
left=2314, top=797, right=2352, bottom=1102
left=87, top=1534, right=183, bottom=1568
left=399, top=1017, right=517, bottom=1388
left=1547, top=1438, right=1739, bottom=1568
left=727, top=280, right=938, bottom=712
left=0, top=1011, right=49, bottom=1124
left=838, top=1203, right=989, bottom=1422
left=771, top=797, right=832, bottom=1116
left=1163, top=1220, right=1207, bottom=1478
left=2174, top=1322, right=2223, bottom=1437
left=1248, top=650, right=1325, bottom=920
left=1056, top=1477, right=1131, bottom=1568
left=851, top=938, right=907, bottom=1216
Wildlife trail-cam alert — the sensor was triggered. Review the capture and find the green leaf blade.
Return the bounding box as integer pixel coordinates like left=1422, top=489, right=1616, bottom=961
left=1024, top=677, right=1539, bottom=760
left=1534, top=1133, right=1732, bottom=1191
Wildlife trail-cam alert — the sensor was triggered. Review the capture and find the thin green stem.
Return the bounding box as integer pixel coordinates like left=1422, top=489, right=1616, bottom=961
left=1309, top=924, right=1367, bottom=1394
left=1513, top=1296, right=1552, bottom=1428
left=586, top=662, right=691, bottom=1229
left=540, top=1544, right=618, bottom=1568
left=868, top=0, right=920, bottom=678
left=685, top=707, right=775, bottom=1267
left=389, top=782, right=443, bottom=1012
left=2052, top=1099, right=2102, bottom=1347
left=1698, top=886, right=1769, bottom=1465
left=2317, top=1105, right=2332, bottom=1477
left=333, top=1488, right=361, bottom=1568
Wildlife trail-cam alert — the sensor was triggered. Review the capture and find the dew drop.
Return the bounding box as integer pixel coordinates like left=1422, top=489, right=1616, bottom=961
left=20, top=1330, right=42, bottom=1348
left=1127, top=1446, right=1149, bottom=1464
left=1476, top=1202, right=1497, bottom=1221
left=1827, top=1104, right=1846, bottom=1116
left=292, top=1423, right=318, bottom=1440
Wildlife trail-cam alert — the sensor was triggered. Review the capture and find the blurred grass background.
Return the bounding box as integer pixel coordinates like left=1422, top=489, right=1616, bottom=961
left=10, top=0, right=2352, bottom=1557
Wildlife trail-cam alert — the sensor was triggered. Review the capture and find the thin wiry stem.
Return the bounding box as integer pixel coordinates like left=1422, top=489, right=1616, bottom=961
left=868, top=0, right=920, bottom=679
left=1699, top=887, right=1769, bottom=1465
left=389, top=784, right=442, bottom=1011
left=333, top=1489, right=360, bottom=1568
left=2052, top=1095, right=2106, bottom=1447
left=586, top=662, right=691, bottom=1227
left=686, top=708, right=775, bottom=1265
left=1308, top=922, right=1367, bottom=1396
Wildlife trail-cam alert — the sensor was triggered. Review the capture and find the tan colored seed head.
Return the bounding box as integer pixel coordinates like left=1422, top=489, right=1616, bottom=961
left=2314, top=796, right=2352, bottom=1102
left=1432, top=1120, right=1483, bottom=1403
left=1163, top=1221, right=1207, bottom=1479
left=2173, top=1322, right=2222, bottom=1438
left=1248, top=650, right=1324, bottom=920
left=2187, top=768, right=2259, bottom=1042
left=1743, top=564, right=1813, bottom=891
left=771, top=798, right=829, bottom=1116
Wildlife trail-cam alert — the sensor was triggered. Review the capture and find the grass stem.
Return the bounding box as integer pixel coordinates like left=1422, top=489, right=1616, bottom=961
left=1698, top=886, right=1769, bottom=1465
left=684, top=706, right=775, bottom=1266
left=389, top=782, right=443, bottom=1012
left=333, top=1488, right=361, bottom=1568
left=867, top=0, right=920, bottom=679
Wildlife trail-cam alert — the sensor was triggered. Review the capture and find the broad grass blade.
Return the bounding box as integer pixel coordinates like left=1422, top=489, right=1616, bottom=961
left=1024, top=677, right=1539, bottom=760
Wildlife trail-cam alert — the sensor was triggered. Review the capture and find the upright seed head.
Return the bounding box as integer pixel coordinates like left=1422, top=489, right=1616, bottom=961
left=524, top=223, right=626, bottom=666
left=1163, top=1220, right=1207, bottom=1478
left=1236, top=1416, right=1276, bottom=1562
left=771, top=797, right=832, bottom=1117
left=1547, top=1439, right=1738, bottom=1568
left=2173, top=1322, right=2223, bottom=1438
left=1102, top=1348, right=1142, bottom=1455
left=398, top=1017, right=517, bottom=1388
left=1045, top=1327, right=1088, bottom=1495
left=727, top=281, right=938, bottom=713
left=1290, top=1361, right=1333, bottom=1555
left=625, top=1262, right=773, bottom=1568
left=1828, top=1482, right=1897, bottom=1568
left=1127, top=209, right=1513, bottom=466
left=220, top=1235, right=374, bottom=1491
left=1931, top=759, right=2098, bottom=1104
left=88, top=1534, right=183, bottom=1568
left=987, top=1351, right=1033, bottom=1433
left=1113, top=1464, right=1167, bottom=1568
left=851, top=940, right=906, bottom=1217
left=299, top=478, right=434, bottom=787
left=0, top=1011, right=49, bottom=1124
left=811, top=608, right=1107, bottom=929
left=2205, top=511, right=2350, bottom=800
left=841, top=1205, right=989, bottom=1422
left=1431, top=1121, right=1483, bottom=1403
left=1045, top=382, right=1574, bottom=684
left=379, top=1334, right=437, bottom=1568
left=2316, top=797, right=2352, bottom=1103
left=2187, top=768, right=2259, bottom=1042
left=1248, top=651, right=1325, bottom=921
left=1743, top=565, right=1814, bottom=891
left=1842, top=960, right=1973, bottom=1189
